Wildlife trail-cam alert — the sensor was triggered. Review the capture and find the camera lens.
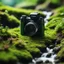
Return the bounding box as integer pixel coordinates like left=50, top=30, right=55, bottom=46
left=24, top=21, right=38, bottom=36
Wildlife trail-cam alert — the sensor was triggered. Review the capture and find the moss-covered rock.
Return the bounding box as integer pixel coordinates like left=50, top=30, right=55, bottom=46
left=0, top=12, right=20, bottom=28
left=0, top=5, right=45, bottom=19
left=46, top=17, right=64, bottom=31
left=45, top=6, right=64, bottom=63
left=49, top=6, right=64, bottom=20
left=0, top=27, right=46, bottom=63
left=10, top=49, right=32, bottom=63
left=45, top=29, right=56, bottom=39
left=0, top=51, right=18, bottom=64
left=0, top=26, right=11, bottom=40
left=45, top=15, right=64, bottom=40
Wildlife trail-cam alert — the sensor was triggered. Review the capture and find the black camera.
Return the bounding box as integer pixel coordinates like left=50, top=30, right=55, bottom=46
left=20, top=12, right=44, bottom=37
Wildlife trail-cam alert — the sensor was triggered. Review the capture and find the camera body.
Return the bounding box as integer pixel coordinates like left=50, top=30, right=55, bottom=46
left=20, top=12, right=44, bottom=37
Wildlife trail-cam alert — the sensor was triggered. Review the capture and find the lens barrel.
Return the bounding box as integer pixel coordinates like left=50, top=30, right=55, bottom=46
left=24, top=21, right=38, bottom=36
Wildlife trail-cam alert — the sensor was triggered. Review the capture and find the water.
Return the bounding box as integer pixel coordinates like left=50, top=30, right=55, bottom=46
left=43, top=11, right=53, bottom=26
left=29, top=45, right=61, bottom=64
left=30, top=47, right=57, bottom=64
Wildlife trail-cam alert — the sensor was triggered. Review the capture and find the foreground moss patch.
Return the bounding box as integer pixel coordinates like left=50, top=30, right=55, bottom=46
left=0, top=51, right=17, bottom=62
left=0, top=27, right=46, bottom=63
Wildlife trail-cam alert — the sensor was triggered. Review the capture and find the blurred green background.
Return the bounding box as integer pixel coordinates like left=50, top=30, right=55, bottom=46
left=0, top=0, right=64, bottom=7
left=0, top=0, right=64, bottom=11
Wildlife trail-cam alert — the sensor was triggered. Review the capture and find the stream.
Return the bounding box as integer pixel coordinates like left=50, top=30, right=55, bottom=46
left=29, top=46, right=61, bottom=64
left=43, top=11, right=53, bottom=26
left=28, top=11, right=60, bottom=64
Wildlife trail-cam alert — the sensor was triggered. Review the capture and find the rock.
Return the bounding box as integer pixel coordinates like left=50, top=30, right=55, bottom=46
left=0, top=12, right=20, bottom=28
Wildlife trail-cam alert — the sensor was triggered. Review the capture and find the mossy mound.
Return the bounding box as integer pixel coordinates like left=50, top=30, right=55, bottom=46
left=0, top=12, right=20, bottom=28
left=0, top=5, right=45, bottom=19
left=49, top=6, right=64, bottom=20
left=0, top=26, right=46, bottom=63
left=0, top=51, right=18, bottom=63
left=45, top=6, right=64, bottom=39
left=46, top=17, right=64, bottom=31
left=45, top=6, right=64, bottom=63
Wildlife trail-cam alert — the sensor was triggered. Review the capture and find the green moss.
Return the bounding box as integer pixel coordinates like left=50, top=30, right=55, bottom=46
left=8, top=27, right=46, bottom=48
left=26, top=41, right=45, bottom=54
left=0, top=27, right=46, bottom=63
left=51, top=0, right=60, bottom=4
left=0, top=12, right=20, bottom=28
left=46, top=17, right=62, bottom=29
left=27, top=47, right=40, bottom=53
left=0, top=39, right=32, bottom=63
left=0, top=48, right=32, bottom=63
left=45, top=8, right=64, bottom=62
left=8, top=27, right=46, bottom=57
left=57, top=47, right=64, bottom=61
left=49, top=6, right=64, bottom=20
left=60, top=39, right=64, bottom=47
left=46, top=8, right=64, bottom=63
left=8, top=27, right=45, bottom=46
left=45, top=15, right=64, bottom=46
left=53, top=6, right=64, bottom=13
left=0, top=5, right=45, bottom=19
left=45, top=29, right=56, bottom=39
left=0, top=26, right=10, bottom=38
left=0, top=51, right=18, bottom=62
left=46, top=17, right=64, bottom=33
left=57, top=39, right=64, bottom=57
left=10, top=49, right=32, bottom=60
left=55, top=20, right=64, bottom=32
